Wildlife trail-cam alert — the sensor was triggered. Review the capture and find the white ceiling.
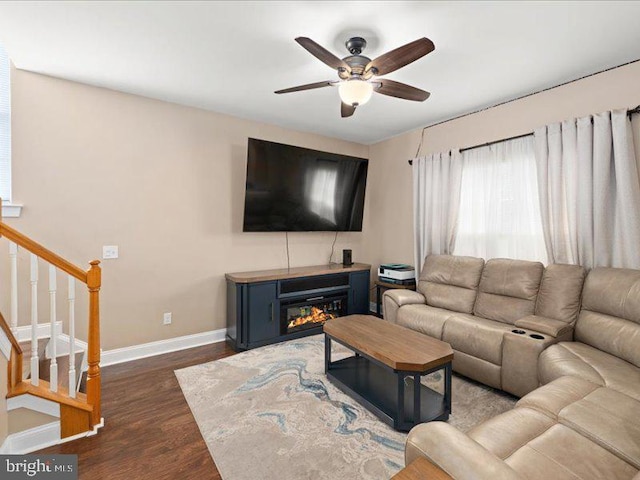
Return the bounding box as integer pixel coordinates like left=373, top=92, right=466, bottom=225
left=0, top=1, right=639, bottom=144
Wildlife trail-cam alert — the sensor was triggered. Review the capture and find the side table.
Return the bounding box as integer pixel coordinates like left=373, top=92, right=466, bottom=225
left=391, top=457, right=452, bottom=479
left=374, top=279, right=416, bottom=317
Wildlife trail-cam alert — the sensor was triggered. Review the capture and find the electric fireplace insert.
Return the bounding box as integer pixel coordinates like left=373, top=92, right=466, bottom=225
left=280, top=292, right=348, bottom=335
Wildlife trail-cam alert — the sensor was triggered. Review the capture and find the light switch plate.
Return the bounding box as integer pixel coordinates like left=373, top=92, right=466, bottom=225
left=103, top=245, right=119, bottom=259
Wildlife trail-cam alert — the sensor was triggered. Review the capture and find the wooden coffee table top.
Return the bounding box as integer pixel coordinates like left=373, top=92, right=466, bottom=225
left=323, top=315, right=453, bottom=372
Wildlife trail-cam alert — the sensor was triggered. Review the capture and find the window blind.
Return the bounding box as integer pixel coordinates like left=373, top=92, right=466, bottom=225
left=0, top=43, right=11, bottom=202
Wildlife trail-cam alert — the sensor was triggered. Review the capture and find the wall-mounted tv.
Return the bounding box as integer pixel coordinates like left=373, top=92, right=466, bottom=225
left=243, top=138, right=368, bottom=232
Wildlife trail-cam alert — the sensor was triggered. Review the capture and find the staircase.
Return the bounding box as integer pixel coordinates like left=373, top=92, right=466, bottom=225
left=0, top=204, right=102, bottom=443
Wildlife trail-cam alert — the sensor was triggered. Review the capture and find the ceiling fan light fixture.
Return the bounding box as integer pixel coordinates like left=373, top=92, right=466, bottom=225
left=338, top=79, right=373, bottom=107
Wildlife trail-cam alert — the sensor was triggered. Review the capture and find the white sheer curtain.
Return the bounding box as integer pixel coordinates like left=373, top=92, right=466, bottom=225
left=534, top=109, right=640, bottom=269
left=454, top=136, right=547, bottom=262
left=412, top=150, right=462, bottom=277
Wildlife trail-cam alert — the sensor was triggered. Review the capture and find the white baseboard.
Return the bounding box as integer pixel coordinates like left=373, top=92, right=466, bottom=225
left=101, top=328, right=227, bottom=367
left=0, top=421, right=60, bottom=454
left=7, top=394, right=61, bottom=418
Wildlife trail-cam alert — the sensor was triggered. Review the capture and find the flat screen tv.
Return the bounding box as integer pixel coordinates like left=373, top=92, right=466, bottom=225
left=243, top=138, right=368, bottom=232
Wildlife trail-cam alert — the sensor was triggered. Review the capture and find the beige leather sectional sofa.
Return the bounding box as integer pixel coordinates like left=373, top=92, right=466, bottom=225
left=383, top=255, right=640, bottom=479
left=383, top=255, right=586, bottom=397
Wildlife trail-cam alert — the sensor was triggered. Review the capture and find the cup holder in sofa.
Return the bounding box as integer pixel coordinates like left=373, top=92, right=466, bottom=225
left=512, top=329, right=526, bottom=335
left=529, top=334, right=545, bottom=340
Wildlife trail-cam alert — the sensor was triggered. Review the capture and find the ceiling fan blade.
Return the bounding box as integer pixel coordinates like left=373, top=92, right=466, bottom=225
left=275, top=81, right=334, bottom=94
left=295, top=37, right=351, bottom=74
left=341, top=102, right=356, bottom=118
left=374, top=79, right=430, bottom=102
left=366, top=38, right=435, bottom=76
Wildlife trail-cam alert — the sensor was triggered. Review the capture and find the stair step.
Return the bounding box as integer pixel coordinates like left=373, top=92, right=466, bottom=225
left=20, top=338, right=85, bottom=392
left=36, top=352, right=85, bottom=391
left=20, top=338, right=49, bottom=380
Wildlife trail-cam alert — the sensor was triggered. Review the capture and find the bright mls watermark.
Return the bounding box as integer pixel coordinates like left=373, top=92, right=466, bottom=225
left=1, top=455, right=77, bottom=479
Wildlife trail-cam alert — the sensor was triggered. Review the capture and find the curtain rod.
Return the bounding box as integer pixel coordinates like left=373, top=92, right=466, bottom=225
left=407, top=132, right=532, bottom=165
left=408, top=104, right=640, bottom=166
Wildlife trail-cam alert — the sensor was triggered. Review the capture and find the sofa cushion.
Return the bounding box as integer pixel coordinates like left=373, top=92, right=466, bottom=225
left=504, top=423, right=637, bottom=480
left=535, top=263, right=587, bottom=323
left=442, top=314, right=512, bottom=365
left=576, top=310, right=640, bottom=369
left=396, top=304, right=456, bottom=339
left=468, top=407, right=555, bottom=460
left=581, top=267, right=640, bottom=322
left=474, top=258, right=544, bottom=324
left=518, top=377, right=640, bottom=469
left=418, top=254, right=484, bottom=314
left=517, top=376, right=599, bottom=419
left=577, top=267, right=640, bottom=368
left=539, top=342, right=640, bottom=401
left=468, top=407, right=637, bottom=480
left=559, top=387, right=640, bottom=469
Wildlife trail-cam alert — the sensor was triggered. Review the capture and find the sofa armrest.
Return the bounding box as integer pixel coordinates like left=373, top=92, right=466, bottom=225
left=382, top=290, right=426, bottom=324
left=406, top=422, right=524, bottom=480
left=514, top=315, right=573, bottom=338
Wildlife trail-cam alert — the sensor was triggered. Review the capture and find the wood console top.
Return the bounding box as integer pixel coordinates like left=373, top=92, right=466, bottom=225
left=324, top=315, right=453, bottom=372
left=225, top=263, right=370, bottom=283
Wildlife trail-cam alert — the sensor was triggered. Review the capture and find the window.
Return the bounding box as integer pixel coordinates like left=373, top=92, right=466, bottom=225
left=0, top=42, right=11, bottom=203
left=453, top=136, right=547, bottom=263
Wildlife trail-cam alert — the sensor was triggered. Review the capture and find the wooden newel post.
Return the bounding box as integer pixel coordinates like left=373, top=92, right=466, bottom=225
left=86, top=260, right=102, bottom=426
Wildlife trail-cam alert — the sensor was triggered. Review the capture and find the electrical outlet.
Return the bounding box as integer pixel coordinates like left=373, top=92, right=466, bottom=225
left=103, top=245, right=119, bottom=259
left=163, top=312, right=172, bottom=325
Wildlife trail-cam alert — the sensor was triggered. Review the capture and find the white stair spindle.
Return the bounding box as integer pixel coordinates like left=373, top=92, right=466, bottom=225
left=30, top=254, right=39, bottom=386
left=49, top=265, right=58, bottom=392
left=9, top=242, right=18, bottom=334
left=68, top=276, right=76, bottom=397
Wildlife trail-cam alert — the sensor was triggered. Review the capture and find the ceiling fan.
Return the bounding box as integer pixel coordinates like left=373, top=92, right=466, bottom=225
left=275, top=36, right=435, bottom=118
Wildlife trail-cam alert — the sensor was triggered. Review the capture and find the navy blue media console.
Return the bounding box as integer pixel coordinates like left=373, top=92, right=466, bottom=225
left=225, top=263, right=371, bottom=350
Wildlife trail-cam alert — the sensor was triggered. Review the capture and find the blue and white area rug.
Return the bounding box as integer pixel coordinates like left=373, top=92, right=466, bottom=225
left=175, top=335, right=515, bottom=480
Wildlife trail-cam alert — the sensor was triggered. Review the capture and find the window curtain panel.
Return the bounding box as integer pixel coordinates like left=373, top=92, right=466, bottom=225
left=412, top=150, right=462, bottom=278
left=534, top=109, right=640, bottom=269
left=454, top=136, right=547, bottom=263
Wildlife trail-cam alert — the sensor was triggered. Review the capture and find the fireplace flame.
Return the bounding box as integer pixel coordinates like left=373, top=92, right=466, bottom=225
left=288, top=306, right=336, bottom=330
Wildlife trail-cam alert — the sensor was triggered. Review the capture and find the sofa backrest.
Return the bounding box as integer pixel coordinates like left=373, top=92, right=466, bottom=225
left=418, top=255, right=485, bottom=314
left=535, top=264, right=587, bottom=323
left=474, top=258, right=544, bottom=324
left=576, top=267, right=640, bottom=368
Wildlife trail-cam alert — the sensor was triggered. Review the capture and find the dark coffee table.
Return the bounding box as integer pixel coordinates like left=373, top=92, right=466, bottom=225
left=323, top=315, right=453, bottom=432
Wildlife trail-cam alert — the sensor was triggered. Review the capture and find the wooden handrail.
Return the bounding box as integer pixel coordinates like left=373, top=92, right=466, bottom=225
left=0, top=222, right=88, bottom=284
left=0, top=311, right=21, bottom=355
left=1, top=311, right=23, bottom=391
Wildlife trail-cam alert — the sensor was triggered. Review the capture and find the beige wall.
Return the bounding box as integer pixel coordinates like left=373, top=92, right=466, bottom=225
left=9, top=68, right=369, bottom=350
left=364, top=61, right=640, bottom=271
left=8, top=408, right=57, bottom=434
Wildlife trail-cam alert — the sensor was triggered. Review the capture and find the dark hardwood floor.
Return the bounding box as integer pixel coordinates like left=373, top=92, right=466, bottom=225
left=38, top=342, right=237, bottom=480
